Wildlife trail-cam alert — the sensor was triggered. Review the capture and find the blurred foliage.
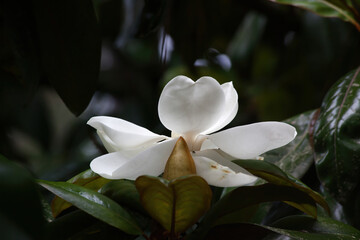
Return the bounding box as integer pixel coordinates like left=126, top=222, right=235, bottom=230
left=1, top=0, right=360, bottom=239
left=1, top=0, right=360, bottom=179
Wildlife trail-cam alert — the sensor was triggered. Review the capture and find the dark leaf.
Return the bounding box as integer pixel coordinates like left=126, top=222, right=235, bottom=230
left=0, top=155, right=44, bottom=239
left=268, top=0, right=360, bottom=31
left=314, top=66, right=360, bottom=203
left=234, top=160, right=329, bottom=213
left=205, top=216, right=360, bottom=240
left=263, top=110, right=317, bottom=179
left=33, top=0, right=101, bottom=115
left=38, top=179, right=142, bottom=235
left=100, top=179, right=145, bottom=214
left=135, top=175, right=212, bottom=234
left=271, top=215, right=360, bottom=238
left=188, top=183, right=317, bottom=240
left=51, top=169, right=111, bottom=217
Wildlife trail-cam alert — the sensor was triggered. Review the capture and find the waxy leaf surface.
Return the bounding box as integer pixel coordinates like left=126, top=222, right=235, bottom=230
left=38, top=180, right=142, bottom=235
left=314, top=67, right=360, bottom=203
left=263, top=110, right=317, bottom=178
left=205, top=215, right=360, bottom=240
left=268, top=0, right=360, bottom=31
left=234, top=159, right=329, bottom=213
left=51, top=169, right=111, bottom=217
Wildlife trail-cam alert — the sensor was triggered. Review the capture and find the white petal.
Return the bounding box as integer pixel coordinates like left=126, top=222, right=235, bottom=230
left=193, top=156, right=257, bottom=187
left=193, top=149, right=251, bottom=175
left=97, top=129, right=120, bottom=152
left=208, top=122, right=297, bottom=159
left=88, top=116, right=167, bottom=151
left=90, top=138, right=177, bottom=179
left=202, top=82, right=238, bottom=134
left=158, top=76, right=225, bottom=134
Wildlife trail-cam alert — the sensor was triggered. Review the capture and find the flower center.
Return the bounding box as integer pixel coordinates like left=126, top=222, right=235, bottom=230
left=171, top=132, right=206, bottom=151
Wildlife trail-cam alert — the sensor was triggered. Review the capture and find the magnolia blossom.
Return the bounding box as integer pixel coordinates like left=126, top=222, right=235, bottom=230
left=88, top=76, right=297, bottom=187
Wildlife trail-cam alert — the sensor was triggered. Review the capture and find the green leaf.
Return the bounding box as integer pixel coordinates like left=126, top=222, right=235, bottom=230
left=205, top=219, right=360, bottom=240
left=268, top=0, right=360, bottom=31
left=44, top=210, right=137, bottom=240
left=135, top=175, right=212, bottom=234
left=38, top=179, right=142, bottom=235
left=189, top=184, right=317, bottom=240
left=100, top=180, right=145, bottom=214
left=208, top=184, right=317, bottom=225
left=263, top=110, right=317, bottom=179
left=234, top=159, right=329, bottom=213
left=203, top=215, right=360, bottom=240
left=32, top=0, right=101, bottom=115
left=271, top=215, right=360, bottom=238
left=314, top=66, right=360, bottom=203
left=2, top=1, right=41, bottom=100
left=51, top=169, right=111, bottom=217
left=0, top=155, right=44, bottom=239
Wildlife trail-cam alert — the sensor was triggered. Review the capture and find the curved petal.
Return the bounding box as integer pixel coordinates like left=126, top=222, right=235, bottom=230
left=193, top=149, right=251, bottom=175
left=208, top=122, right=297, bottom=159
left=193, top=156, right=257, bottom=187
left=202, top=82, right=238, bottom=134
left=158, top=76, right=225, bottom=134
left=90, top=138, right=178, bottom=180
left=88, top=116, right=167, bottom=151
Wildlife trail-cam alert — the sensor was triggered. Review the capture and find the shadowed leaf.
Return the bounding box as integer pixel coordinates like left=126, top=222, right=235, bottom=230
left=38, top=179, right=142, bottom=235
left=135, top=175, right=212, bottom=234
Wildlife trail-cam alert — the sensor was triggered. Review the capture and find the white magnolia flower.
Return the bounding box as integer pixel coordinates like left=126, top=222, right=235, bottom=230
left=88, top=76, right=297, bottom=187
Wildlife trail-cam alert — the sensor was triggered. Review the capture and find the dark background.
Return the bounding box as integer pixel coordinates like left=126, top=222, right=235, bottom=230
left=1, top=0, right=360, bottom=181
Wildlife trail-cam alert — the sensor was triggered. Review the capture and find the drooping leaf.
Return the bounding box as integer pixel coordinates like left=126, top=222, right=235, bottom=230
left=212, top=184, right=317, bottom=223
left=0, top=155, right=44, bottom=240
left=234, top=160, right=329, bottom=213
left=203, top=215, right=360, bottom=240
left=271, top=215, right=360, bottom=238
left=263, top=110, right=317, bottom=178
left=314, top=66, right=360, bottom=203
left=135, top=175, right=212, bottom=234
left=51, top=169, right=111, bottom=217
left=268, top=0, right=360, bottom=31
left=38, top=179, right=142, bottom=235
left=2, top=0, right=41, bottom=101
left=32, top=0, right=101, bottom=115
left=188, top=183, right=317, bottom=240
left=44, top=210, right=136, bottom=240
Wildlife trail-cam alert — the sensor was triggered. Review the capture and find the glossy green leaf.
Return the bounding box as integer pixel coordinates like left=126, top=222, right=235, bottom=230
left=234, top=159, right=329, bottom=213
left=38, top=179, right=142, bottom=235
left=44, top=210, right=136, bottom=240
left=135, top=175, right=212, bottom=234
left=209, top=184, right=316, bottom=224
left=32, top=0, right=101, bottom=115
left=205, top=216, right=360, bottom=240
left=263, top=110, right=317, bottom=178
left=314, top=66, right=360, bottom=203
left=268, top=0, right=360, bottom=31
left=0, top=155, right=44, bottom=240
left=52, top=169, right=111, bottom=217
left=189, top=183, right=317, bottom=240
left=100, top=180, right=145, bottom=214
left=271, top=215, right=360, bottom=238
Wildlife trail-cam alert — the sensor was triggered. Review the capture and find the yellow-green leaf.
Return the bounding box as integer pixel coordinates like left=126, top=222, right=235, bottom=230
left=135, top=175, right=212, bottom=234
